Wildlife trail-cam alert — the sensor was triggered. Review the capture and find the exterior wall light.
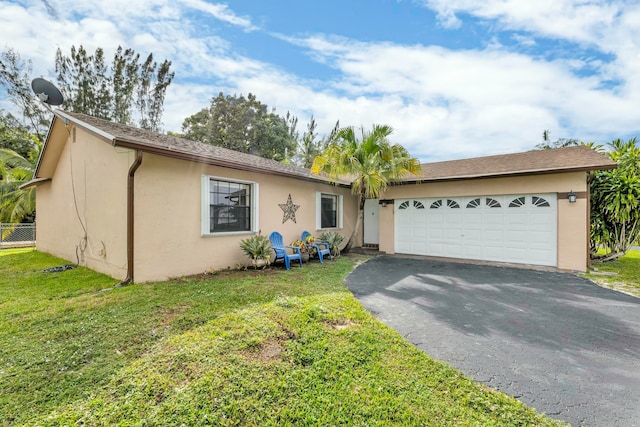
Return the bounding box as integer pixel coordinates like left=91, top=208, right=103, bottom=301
left=379, top=199, right=393, bottom=207
left=381, top=200, right=388, bottom=207
left=568, top=190, right=577, bottom=203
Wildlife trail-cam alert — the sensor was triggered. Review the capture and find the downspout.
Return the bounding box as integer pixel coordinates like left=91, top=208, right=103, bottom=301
left=118, top=150, right=143, bottom=286
left=586, top=171, right=593, bottom=270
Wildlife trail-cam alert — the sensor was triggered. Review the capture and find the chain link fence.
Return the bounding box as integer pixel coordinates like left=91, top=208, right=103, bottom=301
left=0, top=223, right=36, bottom=248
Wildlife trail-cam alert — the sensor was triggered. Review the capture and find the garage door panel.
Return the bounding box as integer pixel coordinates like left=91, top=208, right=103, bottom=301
left=483, top=229, right=504, bottom=243
left=428, top=242, right=445, bottom=256
left=529, top=231, right=554, bottom=245
left=446, top=213, right=463, bottom=225
left=506, top=212, right=528, bottom=226
left=484, top=213, right=504, bottom=225
left=484, top=245, right=505, bottom=260
left=505, top=230, right=527, bottom=244
left=504, top=248, right=527, bottom=263
left=444, top=243, right=463, bottom=257
left=463, top=245, right=484, bottom=258
left=445, top=228, right=462, bottom=239
left=395, top=195, right=557, bottom=267
left=464, top=214, right=483, bottom=226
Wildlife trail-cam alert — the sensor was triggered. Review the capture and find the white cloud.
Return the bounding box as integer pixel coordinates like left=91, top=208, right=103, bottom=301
left=1, top=0, right=638, bottom=163
left=177, top=0, right=258, bottom=31
left=421, top=0, right=623, bottom=46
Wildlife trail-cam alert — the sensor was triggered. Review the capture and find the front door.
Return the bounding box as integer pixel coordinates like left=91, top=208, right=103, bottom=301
left=364, top=199, right=379, bottom=245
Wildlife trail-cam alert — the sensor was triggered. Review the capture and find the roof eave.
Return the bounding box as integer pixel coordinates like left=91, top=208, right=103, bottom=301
left=400, top=163, right=618, bottom=184
left=19, top=177, right=51, bottom=190
left=32, top=116, right=57, bottom=178
left=112, top=138, right=351, bottom=187
left=55, top=110, right=116, bottom=143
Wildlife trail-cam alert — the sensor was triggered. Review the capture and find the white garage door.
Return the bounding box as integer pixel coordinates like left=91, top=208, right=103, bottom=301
left=394, top=194, right=557, bottom=266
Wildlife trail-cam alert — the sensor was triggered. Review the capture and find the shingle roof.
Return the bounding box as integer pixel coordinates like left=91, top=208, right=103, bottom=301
left=57, top=111, right=349, bottom=185
left=56, top=111, right=616, bottom=184
left=410, top=145, right=616, bottom=182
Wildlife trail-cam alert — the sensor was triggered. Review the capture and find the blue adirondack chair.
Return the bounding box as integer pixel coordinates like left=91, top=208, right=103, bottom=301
left=302, top=231, right=332, bottom=263
left=269, top=231, right=302, bottom=270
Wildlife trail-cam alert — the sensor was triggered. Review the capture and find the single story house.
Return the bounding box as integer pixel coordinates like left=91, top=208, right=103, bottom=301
left=24, top=111, right=615, bottom=282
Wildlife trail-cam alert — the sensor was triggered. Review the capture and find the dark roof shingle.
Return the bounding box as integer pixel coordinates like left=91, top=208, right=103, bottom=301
left=411, top=145, right=616, bottom=182
left=59, top=111, right=616, bottom=184
left=60, top=111, right=346, bottom=184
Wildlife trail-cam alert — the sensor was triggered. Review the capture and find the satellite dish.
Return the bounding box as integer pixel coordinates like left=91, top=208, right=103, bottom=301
left=31, top=78, right=64, bottom=106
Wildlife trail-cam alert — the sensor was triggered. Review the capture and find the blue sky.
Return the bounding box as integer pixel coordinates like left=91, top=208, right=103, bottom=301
left=1, top=0, right=639, bottom=161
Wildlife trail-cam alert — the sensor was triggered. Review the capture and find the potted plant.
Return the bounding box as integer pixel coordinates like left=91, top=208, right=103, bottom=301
left=240, top=234, right=272, bottom=269
left=318, top=231, right=345, bottom=257
left=290, top=239, right=310, bottom=262
left=304, top=234, right=318, bottom=257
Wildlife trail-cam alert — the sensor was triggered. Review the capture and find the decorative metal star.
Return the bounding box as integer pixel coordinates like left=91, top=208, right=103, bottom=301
left=279, top=194, right=300, bottom=224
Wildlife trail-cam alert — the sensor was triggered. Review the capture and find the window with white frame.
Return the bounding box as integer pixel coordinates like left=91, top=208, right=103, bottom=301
left=201, top=176, right=258, bottom=235
left=316, top=192, right=343, bottom=230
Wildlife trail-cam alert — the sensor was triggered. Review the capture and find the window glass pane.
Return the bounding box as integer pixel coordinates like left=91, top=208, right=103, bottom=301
left=209, top=179, right=252, bottom=232
left=321, top=194, right=337, bottom=228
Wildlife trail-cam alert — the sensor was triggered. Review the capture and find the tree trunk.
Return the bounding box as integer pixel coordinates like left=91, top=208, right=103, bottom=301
left=342, top=195, right=365, bottom=254
left=592, top=251, right=626, bottom=262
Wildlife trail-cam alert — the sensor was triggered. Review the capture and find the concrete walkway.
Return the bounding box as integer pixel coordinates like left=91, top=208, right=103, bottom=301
left=345, top=256, right=640, bottom=426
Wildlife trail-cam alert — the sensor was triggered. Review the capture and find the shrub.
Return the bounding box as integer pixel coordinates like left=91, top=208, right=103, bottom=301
left=318, top=231, right=345, bottom=257
left=239, top=234, right=272, bottom=268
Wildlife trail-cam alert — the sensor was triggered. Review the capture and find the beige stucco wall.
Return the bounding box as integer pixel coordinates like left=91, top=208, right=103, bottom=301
left=35, top=120, right=589, bottom=281
left=36, top=125, right=132, bottom=280
left=379, top=172, right=588, bottom=271
left=133, top=153, right=357, bottom=282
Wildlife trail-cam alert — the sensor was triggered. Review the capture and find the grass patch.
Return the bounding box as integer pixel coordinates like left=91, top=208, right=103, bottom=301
left=584, top=249, right=640, bottom=297
left=1, top=251, right=564, bottom=426
left=0, top=247, right=36, bottom=257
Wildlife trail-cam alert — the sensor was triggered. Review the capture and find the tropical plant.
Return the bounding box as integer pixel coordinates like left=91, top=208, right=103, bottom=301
left=318, top=231, right=346, bottom=257
left=312, top=124, right=422, bottom=253
left=590, top=138, right=640, bottom=261
left=239, top=234, right=272, bottom=268
left=0, top=141, right=40, bottom=223
left=0, top=111, right=38, bottom=159
left=289, top=239, right=308, bottom=254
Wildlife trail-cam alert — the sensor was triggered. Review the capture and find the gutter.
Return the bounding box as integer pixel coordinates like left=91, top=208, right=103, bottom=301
left=117, top=150, right=143, bottom=286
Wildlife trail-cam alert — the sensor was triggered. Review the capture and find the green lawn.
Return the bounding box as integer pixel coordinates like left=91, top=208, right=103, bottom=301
left=0, top=251, right=564, bottom=426
left=584, top=249, right=640, bottom=297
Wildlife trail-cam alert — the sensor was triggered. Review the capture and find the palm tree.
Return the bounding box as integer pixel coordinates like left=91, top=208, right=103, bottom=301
left=0, top=141, right=40, bottom=223
left=311, top=124, right=422, bottom=253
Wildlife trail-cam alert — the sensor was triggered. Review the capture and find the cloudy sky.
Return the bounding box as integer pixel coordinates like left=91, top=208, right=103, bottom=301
left=1, top=0, right=639, bottom=161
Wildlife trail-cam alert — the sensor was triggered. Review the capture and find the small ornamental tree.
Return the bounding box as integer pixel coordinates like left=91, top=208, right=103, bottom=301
left=311, top=124, right=422, bottom=253
left=590, top=138, right=640, bottom=261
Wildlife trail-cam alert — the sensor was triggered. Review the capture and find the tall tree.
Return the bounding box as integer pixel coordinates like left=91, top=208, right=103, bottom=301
left=111, top=46, right=139, bottom=125
left=293, top=116, right=338, bottom=169
left=0, top=49, right=50, bottom=142
left=535, top=129, right=580, bottom=150
left=311, top=124, right=422, bottom=253
left=55, top=45, right=175, bottom=131
left=181, top=93, right=297, bottom=161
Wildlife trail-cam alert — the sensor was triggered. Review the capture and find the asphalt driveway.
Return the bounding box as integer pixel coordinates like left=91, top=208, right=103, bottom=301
left=345, top=256, right=640, bottom=426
